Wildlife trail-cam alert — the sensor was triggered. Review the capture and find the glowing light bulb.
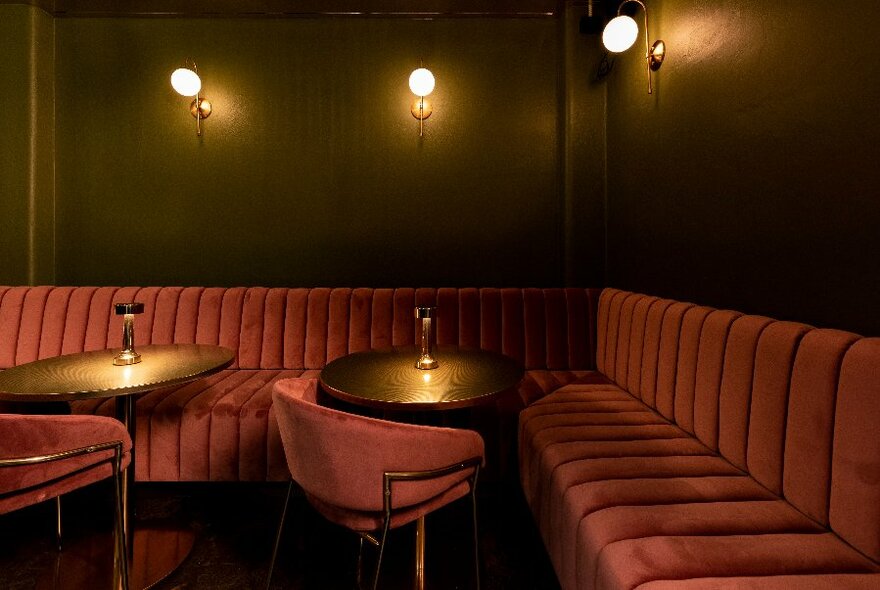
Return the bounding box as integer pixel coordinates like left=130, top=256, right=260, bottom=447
left=408, top=68, right=435, bottom=97
left=602, top=15, right=639, bottom=53
left=171, top=68, right=202, bottom=96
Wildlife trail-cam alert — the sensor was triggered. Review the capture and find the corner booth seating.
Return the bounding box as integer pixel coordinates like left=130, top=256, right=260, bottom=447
left=519, top=288, right=880, bottom=589
left=2, top=286, right=877, bottom=589
left=0, top=286, right=601, bottom=482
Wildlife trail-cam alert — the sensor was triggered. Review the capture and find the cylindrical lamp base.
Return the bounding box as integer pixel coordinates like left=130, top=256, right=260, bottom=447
left=113, top=351, right=142, bottom=366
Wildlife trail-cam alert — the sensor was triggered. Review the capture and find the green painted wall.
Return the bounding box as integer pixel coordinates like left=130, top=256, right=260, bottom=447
left=605, top=0, right=880, bottom=334
left=0, top=4, right=54, bottom=285
left=54, top=16, right=571, bottom=287
left=562, top=2, right=607, bottom=287
left=8, top=1, right=877, bottom=336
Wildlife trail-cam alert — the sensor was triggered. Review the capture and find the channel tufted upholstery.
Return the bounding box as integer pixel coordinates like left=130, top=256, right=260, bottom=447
left=519, top=288, right=880, bottom=589
left=0, top=413, right=131, bottom=514
left=0, top=286, right=601, bottom=481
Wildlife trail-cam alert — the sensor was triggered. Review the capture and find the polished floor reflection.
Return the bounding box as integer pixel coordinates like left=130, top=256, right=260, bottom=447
left=0, top=480, right=559, bottom=589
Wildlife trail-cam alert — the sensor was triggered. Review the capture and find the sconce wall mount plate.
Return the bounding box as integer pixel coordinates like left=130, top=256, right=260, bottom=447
left=649, top=40, right=665, bottom=70
left=190, top=97, right=213, bottom=119
left=410, top=98, right=432, bottom=120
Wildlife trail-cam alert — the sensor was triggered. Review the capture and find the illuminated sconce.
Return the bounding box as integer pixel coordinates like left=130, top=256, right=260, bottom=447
left=602, top=0, right=666, bottom=94
left=415, top=306, right=438, bottom=370
left=408, top=67, right=435, bottom=137
left=113, top=302, right=144, bottom=366
left=171, top=60, right=212, bottom=136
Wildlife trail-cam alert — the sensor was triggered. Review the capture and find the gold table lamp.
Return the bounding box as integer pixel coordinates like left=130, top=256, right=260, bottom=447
left=113, top=302, right=145, bottom=366
left=415, top=306, right=438, bottom=370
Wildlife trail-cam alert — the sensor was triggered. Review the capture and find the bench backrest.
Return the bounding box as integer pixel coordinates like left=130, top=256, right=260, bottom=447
left=596, top=288, right=880, bottom=564
left=0, top=286, right=601, bottom=372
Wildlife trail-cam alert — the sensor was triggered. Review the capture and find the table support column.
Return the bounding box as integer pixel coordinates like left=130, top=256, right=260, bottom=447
left=414, top=515, right=426, bottom=590
left=115, top=394, right=135, bottom=545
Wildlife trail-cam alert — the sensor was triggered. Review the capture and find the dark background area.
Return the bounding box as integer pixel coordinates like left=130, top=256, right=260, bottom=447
left=2, top=0, right=878, bottom=334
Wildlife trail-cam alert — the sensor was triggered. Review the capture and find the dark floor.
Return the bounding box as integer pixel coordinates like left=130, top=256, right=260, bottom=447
left=0, top=479, right=560, bottom=590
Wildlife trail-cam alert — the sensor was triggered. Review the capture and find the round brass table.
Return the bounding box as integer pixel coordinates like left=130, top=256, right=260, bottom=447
left=320, top=346, right=523, bottom=411
left=320, top=346, right=523, bottom=590
left=0, top=343, right=235, bottom=590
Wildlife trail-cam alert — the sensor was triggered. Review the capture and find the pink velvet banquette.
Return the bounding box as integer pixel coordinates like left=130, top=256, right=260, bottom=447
left=0, top=286, right=601, bottom=481
left=1, top=285, right=877, bottom=589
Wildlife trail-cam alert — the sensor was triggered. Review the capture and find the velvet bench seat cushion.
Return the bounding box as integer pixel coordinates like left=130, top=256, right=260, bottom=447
left=520, top=385, right=879, bottom=590
left=519, top=288, right=880, bottom=590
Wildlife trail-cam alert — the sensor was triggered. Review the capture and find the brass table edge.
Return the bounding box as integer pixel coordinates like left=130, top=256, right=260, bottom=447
left=0, top=344, right=235, bottom=402
left=318, top=377, right=523, bottom=411
left=318, top=346, right=524, bottom=411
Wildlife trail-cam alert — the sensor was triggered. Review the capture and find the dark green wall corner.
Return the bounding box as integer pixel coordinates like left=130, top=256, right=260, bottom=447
left=605, top=0, right=880, bottom=334
left=0, top=4, right=55, bottom=286
left=562, top=2, right=607, bottom=288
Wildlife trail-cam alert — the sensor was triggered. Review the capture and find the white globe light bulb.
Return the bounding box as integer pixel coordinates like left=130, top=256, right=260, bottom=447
left=408, top=68, right=435, bottom=97
left=171, top=68, right=202, bottom=96
left=602, top=15, right=639, bottom=53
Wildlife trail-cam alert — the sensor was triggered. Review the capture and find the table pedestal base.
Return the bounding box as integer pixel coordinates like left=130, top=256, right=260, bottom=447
left=37, top=525, right=195, bottom=590
left=127, top=526, right=195, bottom=589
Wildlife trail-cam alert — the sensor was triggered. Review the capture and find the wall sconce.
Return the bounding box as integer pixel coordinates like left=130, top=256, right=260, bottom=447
left=171, top=60, right=212, bottom=136
left=602, top=0, right=666, bottom=94
left=408, top=67, right=435, bottom=137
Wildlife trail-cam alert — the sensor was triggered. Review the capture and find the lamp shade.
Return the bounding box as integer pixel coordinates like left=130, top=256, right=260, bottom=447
left=602, top=15, right=639, bottom=53
left=171, top=68, right=202, bottom=96
left=408, top=68, right=435, bottom=97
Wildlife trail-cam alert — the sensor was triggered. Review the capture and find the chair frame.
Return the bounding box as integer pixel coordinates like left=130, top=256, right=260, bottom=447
left=266, top=456, right=482, bottom=590
left=0, top=440, right=130, bottom=590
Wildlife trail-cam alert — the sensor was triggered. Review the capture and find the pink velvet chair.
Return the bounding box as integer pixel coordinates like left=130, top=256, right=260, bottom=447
left=0, top=413, right=132, bottom=590
left=268, top=377, right=485, bottom=589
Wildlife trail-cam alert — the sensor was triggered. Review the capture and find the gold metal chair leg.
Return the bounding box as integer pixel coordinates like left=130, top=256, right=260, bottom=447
left=55, top=496, right=63, bottom=551
left=372, top=517, right=391, bottom=590
left=266, top=480, right=293, bottom=590
left=380, top=457, right=482, bottom=590
left=471, top=465, right=481, bottom=590
left=357, top=536, right=365, bottom=589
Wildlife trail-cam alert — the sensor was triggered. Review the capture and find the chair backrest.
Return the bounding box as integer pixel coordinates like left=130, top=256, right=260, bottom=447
left=272, top=378, right=484, bottom=513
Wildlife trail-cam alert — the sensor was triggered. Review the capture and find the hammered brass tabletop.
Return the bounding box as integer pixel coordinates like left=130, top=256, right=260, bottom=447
left=0, top=344, right=234, bottom=402
left=319, top=346, right=524, bottom=410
